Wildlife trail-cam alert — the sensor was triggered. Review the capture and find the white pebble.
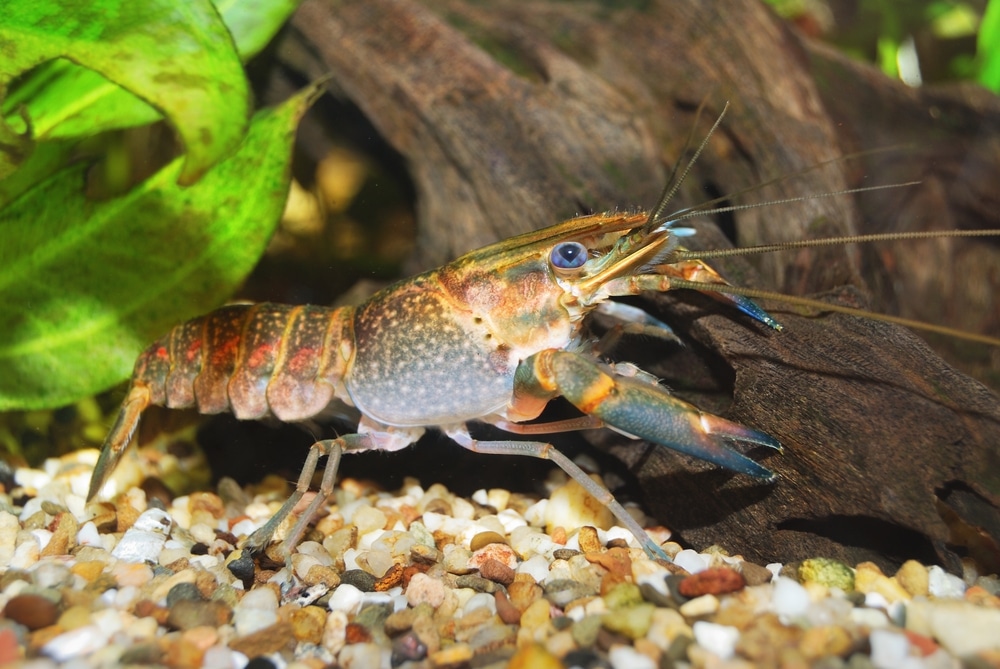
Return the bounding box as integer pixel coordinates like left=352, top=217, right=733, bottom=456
left=523, top=499, right=548, bottom=526
left=693, top=620, right=739, bottom=660
left=517, top=554, right=551, bottom=582
left=679, top=594, right=719, bottom=617
left=0, top=510, right=19, bottom=565
left=352, top=505, right=387, bottom=534
left=604, top=526, right=637, bottom=548
left=364, top=548, right=394, bottom=578
left=463, top=592, right=496, bottom=615
left=75, top=521, right=102, bottom=547
left=202, top=645, right=246, bottom=669
left=672, top=549, right=709, bottom=574
left=609, top=644, right=657, bottom=669
left=41, top=625, right=109, bottom=662
left=451, top=496, right=475, bottom=520
left=765, top=563, right=782, bottom=580
left=31, top=529, right=53, bottom=552
left=909, top=599, right=1000, bottom=656
left=342, top=547, right=362, bottom=571
left=230, top=518, right=257, bottom=538
left=328, top=583, right=365, bottom=615
left=496, top=509, right=527, bottom=533
left=111, top=508, right=173, bottom=564
left=511, top=527, right=559, bottom=559
left=869, top=629, right=911, bottom=669
left=338, top=642, right=386, bottom=669
left=850, top=606, right=890, bottom=628
left=772, top=577, right=810, bottom=619
left=927, top=565, right=966, bottom=598
left=323, top=610, right=348, bottom=655
left=233, top=587, right=278, bottom=635
left=296, top=541, right=335, bottom=566
left=11, top=535, right=40, bottom=569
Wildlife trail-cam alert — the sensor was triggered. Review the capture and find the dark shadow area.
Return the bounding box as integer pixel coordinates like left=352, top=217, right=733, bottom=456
left=776, top=515, right=941, bottom=567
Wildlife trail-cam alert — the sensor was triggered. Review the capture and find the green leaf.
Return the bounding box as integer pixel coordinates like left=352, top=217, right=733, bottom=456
left=0, top=83, right=321, bottom=410
left=0, top=0, right=251, bottom=184
left=978, top=0, right=1000, bottom=91
left=1, top=0, right=299, bottom=145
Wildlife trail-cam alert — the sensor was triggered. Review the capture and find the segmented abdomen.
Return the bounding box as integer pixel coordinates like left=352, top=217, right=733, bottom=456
left=131, top=303, right=354, bottom=422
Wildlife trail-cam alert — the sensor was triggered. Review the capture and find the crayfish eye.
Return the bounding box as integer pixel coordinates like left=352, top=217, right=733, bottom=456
left=549, top=242, right=588, bottom=270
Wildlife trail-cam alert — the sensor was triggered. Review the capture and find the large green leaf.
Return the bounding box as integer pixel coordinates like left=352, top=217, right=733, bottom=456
left=0, top=84, right=321, bottom=410
left=1, top=0, right=299, bottom=145
left=0, top=0, right=250, bottom=184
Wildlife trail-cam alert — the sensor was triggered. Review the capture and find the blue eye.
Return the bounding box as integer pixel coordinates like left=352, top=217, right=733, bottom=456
left=550, top=242, right=588, bottom=270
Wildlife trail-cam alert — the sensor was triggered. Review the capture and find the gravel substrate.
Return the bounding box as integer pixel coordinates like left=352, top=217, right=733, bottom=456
left=2, top=448, right=1000, bottom=669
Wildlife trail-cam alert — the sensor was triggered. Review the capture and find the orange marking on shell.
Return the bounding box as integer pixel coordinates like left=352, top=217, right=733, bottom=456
left=186, top=339, right=202, bottom=362
left=287, top=347, right=316, bottom=373
left=577, top=375, right=616, bottom=415
left=212, top=339, right=238, bottom=365
left=248, top=342, right=274, bottom=368
left=155, top=346, right=169, bottom=360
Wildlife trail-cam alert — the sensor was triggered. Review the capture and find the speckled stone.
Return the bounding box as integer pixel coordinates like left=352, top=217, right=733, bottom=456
left=798, top=558, right=855, bottom=591
left=544, top=578, right=598, bottom=608
left=166, top=599, right=233, bottom=631
left=229, top=620, right=295, bottom=657
left=340, top=569, right=377, bottom=592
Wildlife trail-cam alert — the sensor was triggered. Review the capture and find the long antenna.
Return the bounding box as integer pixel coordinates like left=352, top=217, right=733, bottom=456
left=666, top=277, right=1000, bottom=347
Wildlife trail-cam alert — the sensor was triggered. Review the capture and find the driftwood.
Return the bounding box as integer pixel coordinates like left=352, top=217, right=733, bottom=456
left=275, top=0, right=1000, bottom=572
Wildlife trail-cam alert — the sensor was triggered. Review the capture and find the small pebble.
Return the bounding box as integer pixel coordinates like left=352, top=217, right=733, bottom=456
left=110, top=507, right=172, bottom=564
left=328, top=583, right=365, bottom=615
left=608, top=644, right=657, bottom=669
left=405, top=572, right=446, bottom=608
left=773, top=576, right=811, bottom=618
left=693, top=620, right=739, bottom=660
left=3, top=593, right=59, bottom=630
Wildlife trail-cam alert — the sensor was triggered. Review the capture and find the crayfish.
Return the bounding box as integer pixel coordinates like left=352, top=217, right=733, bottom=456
left=88, top=112, right=1000, bottom=563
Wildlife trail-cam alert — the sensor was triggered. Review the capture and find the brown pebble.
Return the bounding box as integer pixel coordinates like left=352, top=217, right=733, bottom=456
left=290, top=606, right=327, bottom=644
left=469, top=531, right=508, bottom=551
left=166, top=599, right=233, bottom=631
left=739, top=561, right=773, bottom=587
left=585, top=547, right=632, bottom=594
left=402, top=563, right=431, bottom=589
left=550, top=526, right=568, bottom=545
left=139, top=477, right=174, bottom=508
left=345, top=621, right=372, bottom=644
left=189, top=491, right=225, bottom=518
left=3, top=593, right=59, bottom=630
left=116, top=501, right=141, bottom=533
left=480, top=558, right=515, bottom=586
left=495, top=590, right=521, bottom=625
left=578, top=526, right=602, bottom=554
left=384, top=607, right=417, bottom=635
left=304, top=564, right=341, bottom=589
left=40, top=512, right=78, bottom=557
left=228, top=620, right=295, bottom=656
left=410, top=543, right=441, bottom=565
left=678, top=567, right=746, bottom=597
left=134, top=599, right=171, bottom=625
left=507, top=577, right=543, bottom=612
left=375, top=563, right=405, bottom=591
left=164, top=626, right=216, bottom=669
